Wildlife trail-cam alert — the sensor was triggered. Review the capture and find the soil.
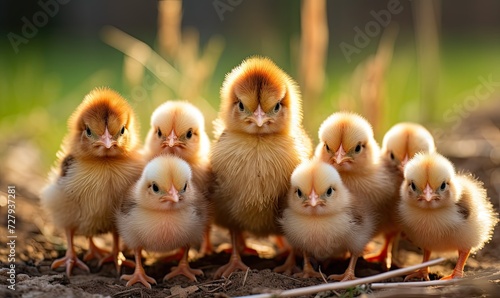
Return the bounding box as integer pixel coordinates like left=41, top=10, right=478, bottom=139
left=1, top=100, right=500, bottom=297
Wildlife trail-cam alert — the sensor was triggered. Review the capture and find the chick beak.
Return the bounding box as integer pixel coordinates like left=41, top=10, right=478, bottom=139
left=101, top=127, right=115, bottom=149
left=399, top=154, right=409, bottom=171
left=423, top=183, right=434, bottom=202
left=253, top=104, right=266, bottom=127
left=160, top=185, right=179, bottom=203
left=334, top=144, right=347, bottom=164
left=166, top=130, right=177, bottom=148
left=308, top=189, right=319, bottom=207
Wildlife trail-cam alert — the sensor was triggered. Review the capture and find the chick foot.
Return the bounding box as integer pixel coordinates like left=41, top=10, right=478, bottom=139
left=294, top=253, right=324, bottom=279
left=98, top=231, right=135, bottom=274
left=274, top=250, right=298, bottom=275
left=404, top=267, right=430, bottom=281
left=83, top=237, right=109, bottom=262
left=329, top=256, right=359, bottom=282
left=215, top=231, right=250, bottom=278
left=52, top=229, right=90, bottom=276
left=121, top=248, right=156, bottom=289
left=440, top=249, right=469, bottom=280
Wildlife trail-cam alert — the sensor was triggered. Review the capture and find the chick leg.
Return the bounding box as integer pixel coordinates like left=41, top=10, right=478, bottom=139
left=199, top=225, right=214, bottom=256
left=294, top=252, right=324, bottom=279
left=164, top=246, right=203, bottom=281
left=214, top=230, right=250, bottom=278
left=404, top=249, right=431, bottom=281
left=83, top=237, right=109, bottom=262
left=440, top=249, right=470, bottom=280
left=162, top=248, right=186, bottom=263
left=121, top=247, right=156, bottom=289
left=329, top=255, right=358, bottom=281
left=274, top=249, right=297, bottom=275
left=98, top=231, right=135, bottom=273
left=365, top=231, right=397, bottom=268
left=51, top=228, right=90, bottom=276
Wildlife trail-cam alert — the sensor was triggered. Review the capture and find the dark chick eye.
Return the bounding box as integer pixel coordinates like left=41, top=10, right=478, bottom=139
left=297, top=188, right=302, bottom=198
left=85, top=126, right=92, bottom=137
left=238, top=100, right=245, bottom=112
left=325, top=144, right=330, bottom=152
left=182, top=183, right=188, bottom=192
left=274, top=102, right=281, bottom=113
left=186, top=129, right=193, bottom=139
left=157, top=128, right=162, bottom=138
left=355, top=144, right=362, bottom=153
left=120, top=126, right=125, bottom=135
left=390, top=152, right=395, bottom=160
left=410, top=182, right=417, bottom=191
left=440, top=182, right=446, bottom=190
left=151, top=183, right=160, bottom=193
left=326, top=187, right=334, bottom=197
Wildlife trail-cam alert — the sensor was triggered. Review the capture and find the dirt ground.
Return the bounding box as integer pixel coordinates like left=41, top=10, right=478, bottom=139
left=1, top=101, right=500, bottom=297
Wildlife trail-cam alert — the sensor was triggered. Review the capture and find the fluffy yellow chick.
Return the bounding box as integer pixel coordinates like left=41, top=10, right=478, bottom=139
left=210, top=57, right=312, bottom=277
left=365, top=122, right=436, bottom=265
left=315, top=112, right=396, bottom=267
left=117, top=155, right=209, bottom=288
left=40, top=88, right=144, bottom=276
left=400, top=152, right=498, bottom=280
left=143, top=101, right=213, bottom=254
left=279, top=159, right=375, bottom=281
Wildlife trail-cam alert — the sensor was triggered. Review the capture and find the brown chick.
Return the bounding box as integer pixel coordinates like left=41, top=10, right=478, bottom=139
left=117, top=155, right=209, bottom=288
left=40, top=88, right=144, bottom=276
left=210, top=57, right=312, bottom=278
left=279, top=159, right=375, bottom=281
left=143, top=101, right=213, bottom=255
left=399, top=152, right=498, bottom=280
left=365, top=122, right=436, bottom=265
left=315, top=112, right=395, bottom=266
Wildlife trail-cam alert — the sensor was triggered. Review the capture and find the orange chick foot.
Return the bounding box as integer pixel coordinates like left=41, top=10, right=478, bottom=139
left=51, top=254, right=90, bottom=277
left=214, top=256, right=249, bottom=278
left=121, top=270, right=156, bottom=289
left=274, top=252, right=298, bottom=276
left=293, top=268, right=324, bottom=279
left=83, top=239, right=109, bottom=262
left=328, top=270, right=356, bottom=282
left=164, top=262, right=203, bottom=282
left=404, top=268, right=430, bottom=281
left=440, top=269, right=464, bottom=280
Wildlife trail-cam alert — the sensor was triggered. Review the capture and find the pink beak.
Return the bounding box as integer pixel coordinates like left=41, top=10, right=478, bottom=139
left=308, top=189, right=319, bottom=207
left=253, top=104, right=266, bottom=127
left=160, top=184, right=179, bottom=203
left=423, top=183, right=434, bottom=202
left=166, top=129, right=177, bottom=148
left=101, top=127, right=115, bottom=149
left=401, top=154, right=409, bottom=168
left=334, top=144, right=347, bottom=164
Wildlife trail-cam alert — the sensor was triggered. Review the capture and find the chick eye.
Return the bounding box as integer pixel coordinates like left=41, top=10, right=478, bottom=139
left=181, top=183, right=188, bottom=193
left=440, top=182, right=446, bottom=191
left=151, top=183, right=160, bottom=193
left=120, top=126, right=126, bottom=135
left=325, top=144, right=330, bottom=152
left=85, top=126, right=92, bottom=137
left=296, top=188, right=303, bottom=198
left=326, top=187, right=334, bottom=197
left=410, top=182, right=417, bottom=191
left=186, top=129, right=193, bottom=139
left=238, top=100, right=245, bottom=112
left=390, top=152, right=395, bottom=160
left=355, top=144, right=362, bottom=153
left=157, top=128, right=162, bottom=138
left=273, top=102, right=281, bottom=113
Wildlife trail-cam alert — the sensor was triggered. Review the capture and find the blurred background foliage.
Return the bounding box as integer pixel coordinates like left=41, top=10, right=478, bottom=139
left=0, top=0, right=499, bottom=172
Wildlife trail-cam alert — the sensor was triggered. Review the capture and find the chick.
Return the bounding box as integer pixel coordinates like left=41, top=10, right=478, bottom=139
left=315, top=112, right=395, bottom=267
left=365, top=122, right=436, bottom=265
left=40, top=88, right=144, bottom=276
left=210, top=57, right=312, bottom=277
left=143, top=101, right=213, bottom=255
left=280, top=159, right=375, bottom=281
left=117, top=155, right=208, bottom=288
left=399, top=152, right=498, bottom=280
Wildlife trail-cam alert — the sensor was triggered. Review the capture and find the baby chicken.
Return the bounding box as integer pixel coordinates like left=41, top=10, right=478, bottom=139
left=117, top=155, right=209, bottom=288
left=366, top=122, right=436, bottom=265
left=143, top=101, right=213, bottom=255
left=210, top=57, right=312, bottom=277
left=399, top=152, right=498, bottom=280
left=40, top=88, right=144, bottom=276
left=315, top=112, right=396, bottom=267
left=280, top=159, right=375, bottom=281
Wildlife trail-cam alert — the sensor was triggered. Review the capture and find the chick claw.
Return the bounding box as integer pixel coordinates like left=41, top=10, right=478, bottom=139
left=404, top=268, right=430, bottom=282
left=164, top=262, right=203, bottom=282
left=214, top=256, right=249, bottom=278
left=51, top=254, right=90, bottom=277
left=121, top=271, right=157, bottom=289
left=328, top=270, right=356, bottom=282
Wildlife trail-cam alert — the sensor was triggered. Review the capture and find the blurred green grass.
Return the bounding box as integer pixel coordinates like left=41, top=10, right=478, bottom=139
left=1, top=35, right=499, bottom=173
